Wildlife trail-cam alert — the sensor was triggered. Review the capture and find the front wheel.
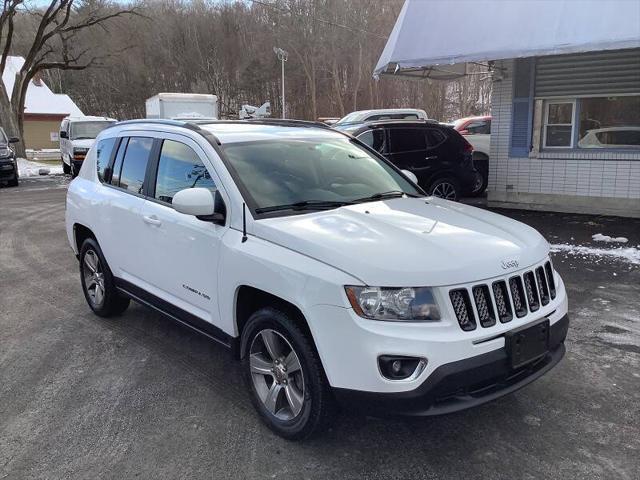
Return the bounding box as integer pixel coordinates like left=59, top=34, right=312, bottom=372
left=428, top=176, right=461, bottom=201
left=62, top=158, right=71, bottom=175
left=241, top=308, right=334, bottom=440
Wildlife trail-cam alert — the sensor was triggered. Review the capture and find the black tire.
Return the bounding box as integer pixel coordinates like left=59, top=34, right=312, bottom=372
left=8, top=175, right=18, bottom=187
left=79, top=238, right=130, bottom=317
left=428, top=176, right=461, bottom=201
left=470, top=155, right=488, bottom=197
left=241, top=307, right=335, bottom=440
left=62, top=158, right=71, bottom=175
left=71, top=162, right=78, bottom=178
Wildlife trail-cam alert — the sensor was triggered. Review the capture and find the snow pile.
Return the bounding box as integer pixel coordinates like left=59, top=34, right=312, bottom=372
left=592, top=233, right=628, bottom=244
left=551, top=243, right=640, bottom=265
left=17, top=158, right=63, bottom=177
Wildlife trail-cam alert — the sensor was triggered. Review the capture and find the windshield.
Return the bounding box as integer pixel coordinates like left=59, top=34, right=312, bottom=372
left=70, top=121, right=115, bottom=140
left=222, top=137, right=420, bottom=215
left=335, top=112, right=363, bottom=125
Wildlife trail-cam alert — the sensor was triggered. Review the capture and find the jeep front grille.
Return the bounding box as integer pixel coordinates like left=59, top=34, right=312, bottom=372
left=450, top=260, right=556, bottom=331
left=449, top=289, right=476, bottom=331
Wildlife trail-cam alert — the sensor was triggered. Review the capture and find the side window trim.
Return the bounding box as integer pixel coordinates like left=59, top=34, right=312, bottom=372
left=142, top=138, right=163, bottom=198
left=103, top=136, right=123, bottom=184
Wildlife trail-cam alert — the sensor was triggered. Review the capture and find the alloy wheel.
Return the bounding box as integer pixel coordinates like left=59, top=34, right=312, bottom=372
left=432, top=181, right=457, bottom=200
left=83, top=249, right=105, bottom=308
left=249, top=329, right=305, bottom=421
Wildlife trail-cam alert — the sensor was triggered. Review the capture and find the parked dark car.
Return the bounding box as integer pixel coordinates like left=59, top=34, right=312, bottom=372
left=0, top=127, right=19, bottom=187
left=335, top=120, right=480, bottom=201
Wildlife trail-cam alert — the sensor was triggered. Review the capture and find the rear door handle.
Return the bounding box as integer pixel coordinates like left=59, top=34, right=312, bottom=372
left=143, top=215, right=162, bottom=226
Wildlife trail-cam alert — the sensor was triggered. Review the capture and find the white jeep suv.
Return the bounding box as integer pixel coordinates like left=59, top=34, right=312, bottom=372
left=65, top=119, right=569, bottom=439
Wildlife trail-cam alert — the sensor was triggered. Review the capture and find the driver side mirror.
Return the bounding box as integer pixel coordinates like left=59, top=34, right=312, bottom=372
left=8, top=136, right=19, bottom=143
left=173, top=187, right=226, bottom=225
left=59, top=131, right=68, bottom=139
left=401, top=169, right=418, bottom=184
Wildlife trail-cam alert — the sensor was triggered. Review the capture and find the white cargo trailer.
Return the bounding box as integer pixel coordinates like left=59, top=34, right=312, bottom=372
left=145, top=93, right=218, bottom=120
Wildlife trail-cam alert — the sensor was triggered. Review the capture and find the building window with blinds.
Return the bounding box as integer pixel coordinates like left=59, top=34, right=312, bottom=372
left=543, top=101, right=575, bottom=148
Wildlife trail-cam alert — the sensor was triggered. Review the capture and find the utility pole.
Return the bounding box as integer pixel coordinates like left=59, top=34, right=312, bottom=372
left=273, top=47, right=288, bottom=119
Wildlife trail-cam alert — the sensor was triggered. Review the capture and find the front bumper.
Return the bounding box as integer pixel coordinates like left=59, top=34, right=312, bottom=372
left=334, top=314, right=568, bottom=416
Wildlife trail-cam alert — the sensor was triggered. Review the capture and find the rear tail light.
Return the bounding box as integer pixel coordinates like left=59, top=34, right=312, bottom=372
left=461, top=137, right=473, bottom=153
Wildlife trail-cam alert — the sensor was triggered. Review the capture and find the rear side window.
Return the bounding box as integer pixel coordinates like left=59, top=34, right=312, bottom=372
left=116, top=137, right=153, bottom=194
left=95, top=137, right=117, bottom=183
left=357, top=129, right=386, bottom=153
left=425, top=129, right=446, bottom=148
left=466, top=120, right=490, bottom=134
left=389, top=128, right=426, bottom=153
left=154, top=140, right=216, bottom=204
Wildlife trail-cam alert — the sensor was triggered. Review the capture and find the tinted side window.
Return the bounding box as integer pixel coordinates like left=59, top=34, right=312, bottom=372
left=96, top=137, right=117, bottom=183
left=357, top=129, right=386, bottom=153
left=466, top=121, right=490, bottom=134
left=154, top=140, right=216, bottom=204
left=110, top=138, right=127, bottom=186
left=119, top=137, right=153, bottom=194
left=389, top=128, right=426, bottom=153
left=425, top=129, right=446, bottom=148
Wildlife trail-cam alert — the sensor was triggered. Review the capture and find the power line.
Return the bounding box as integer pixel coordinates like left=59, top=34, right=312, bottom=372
left=247, top=0, right=389, bottom=39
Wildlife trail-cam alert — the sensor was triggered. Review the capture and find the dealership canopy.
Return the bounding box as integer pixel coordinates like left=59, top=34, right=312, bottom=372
left=374, top=0, right=640, bottom=80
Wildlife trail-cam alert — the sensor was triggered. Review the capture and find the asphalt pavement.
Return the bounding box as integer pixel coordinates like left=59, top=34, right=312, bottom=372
left=1, top=176, right=638, bottom=480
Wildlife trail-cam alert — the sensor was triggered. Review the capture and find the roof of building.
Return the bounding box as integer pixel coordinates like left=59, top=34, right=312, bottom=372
left=2, top=56, right=83, bottom=116
left=374, top=0, right=640, bottom=79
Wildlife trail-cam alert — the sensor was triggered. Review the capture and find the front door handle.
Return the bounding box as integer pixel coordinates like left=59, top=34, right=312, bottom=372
left=425, top=155, right=438, bottom=160
left=143, top=215, right=162, bottom=226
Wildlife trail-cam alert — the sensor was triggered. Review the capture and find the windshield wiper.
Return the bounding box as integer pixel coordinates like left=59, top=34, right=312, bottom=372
left=255, top=200, right=353, bottom=214
left=352, top=190, right=422, bottom=203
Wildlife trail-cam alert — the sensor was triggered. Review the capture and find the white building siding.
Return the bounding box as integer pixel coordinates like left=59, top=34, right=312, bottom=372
left=488, top=60, right=640, bottom=217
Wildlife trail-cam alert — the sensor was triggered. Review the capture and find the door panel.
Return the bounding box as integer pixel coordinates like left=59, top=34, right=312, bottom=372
left=138, top=136, right=225, bottom=326
left=102, top=135, right=155, bottom=284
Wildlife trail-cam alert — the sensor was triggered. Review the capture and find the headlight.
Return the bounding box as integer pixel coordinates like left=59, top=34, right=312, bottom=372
left=345, top=286, right=441, bottom=321
left=0, top=148, right=10, bottom=157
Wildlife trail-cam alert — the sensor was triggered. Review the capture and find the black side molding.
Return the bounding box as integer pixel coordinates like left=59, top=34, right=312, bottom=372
left=115, top=278, right=239, bottom=355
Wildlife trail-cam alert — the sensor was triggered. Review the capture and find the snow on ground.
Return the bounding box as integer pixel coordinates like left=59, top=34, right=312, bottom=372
left=592, top=233, right=629, bottom=243
left=551, top=243, right=640, bottom=265
left=17, top=158, right=63, bottom=177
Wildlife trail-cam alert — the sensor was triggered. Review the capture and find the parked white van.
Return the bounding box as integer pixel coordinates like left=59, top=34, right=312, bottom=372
left=60, top=116, right=117, bottom=176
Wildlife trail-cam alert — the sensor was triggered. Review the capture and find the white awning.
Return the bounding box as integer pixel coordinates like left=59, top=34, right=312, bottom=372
left=374, top=0, right=640, bottom=79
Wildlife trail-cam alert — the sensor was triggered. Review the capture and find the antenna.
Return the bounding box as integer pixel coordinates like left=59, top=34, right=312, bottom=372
left=241, top=203, right=248, bottom=243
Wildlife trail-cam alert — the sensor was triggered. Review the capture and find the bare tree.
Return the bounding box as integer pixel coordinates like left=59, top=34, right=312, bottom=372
left=0, top=0, right=137, bottom=156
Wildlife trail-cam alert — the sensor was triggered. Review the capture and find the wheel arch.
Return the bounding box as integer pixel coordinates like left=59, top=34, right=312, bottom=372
left=73, top=223, right=97, bottom=254
left=235, top=285, right=314, bottom=360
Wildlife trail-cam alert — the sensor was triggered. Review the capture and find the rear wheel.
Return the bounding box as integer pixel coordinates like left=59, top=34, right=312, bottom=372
left=79, top=238, right=129, bottom=317
left=62, top=158, right=71, bottom=175
left=241, top=307, right=334, bottom=440
left=8, top=174, right=18, bottom=187
left=428, top=176, right=461, bottom=201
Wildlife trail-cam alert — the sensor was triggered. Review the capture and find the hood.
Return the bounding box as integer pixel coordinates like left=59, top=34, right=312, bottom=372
left=253, top=198, right=549, bottom=287
left=71, top=138, right=95, bottom=149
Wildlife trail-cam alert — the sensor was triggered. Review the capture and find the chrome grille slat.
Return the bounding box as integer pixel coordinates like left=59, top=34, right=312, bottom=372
left=545, top=261, right=556, bottom=299
left=492, top=280, right=513, bottom=323
left=523, top=271, right=540, bottom=312
left=536, top=266, right=550, bottom=305
left=472, top=285, right=496, bottom=328
left=449, top=289, right=476, bottom=331
left=509, top=276, right=528, bottom=318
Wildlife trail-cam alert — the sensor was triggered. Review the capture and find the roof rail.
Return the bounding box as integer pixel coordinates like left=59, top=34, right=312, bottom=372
left=243, top=118, right=332, bottom=129
left=114, top=119, right=204, bottom=132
